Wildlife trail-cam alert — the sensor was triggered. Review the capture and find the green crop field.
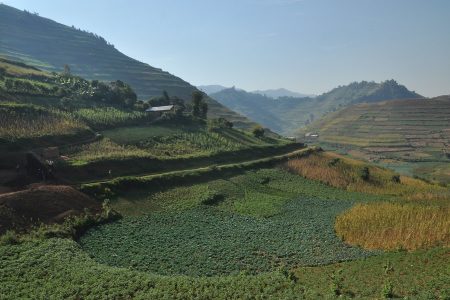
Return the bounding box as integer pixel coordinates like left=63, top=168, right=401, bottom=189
left=60, top=124, right=290, bottom=178
left=72, top=107, right=153, bottom=130
left=0, top=102, right=88, bottom=142
left=102, top=125, right=187, bottom=143
left=0, top=238, right=448, bottom=299
left=64, top=127, right=260, bottom=164
left=80, top=201, right=374, bottom=276
left=80, top=169, right=379, bottom=276
left=1, top=166, right=449, bottom=299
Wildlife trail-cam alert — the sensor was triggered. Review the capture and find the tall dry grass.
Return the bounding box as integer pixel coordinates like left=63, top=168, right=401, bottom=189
left=283, top=152, right=448, bottom=199
left=335, top=202, right=450, bottom=250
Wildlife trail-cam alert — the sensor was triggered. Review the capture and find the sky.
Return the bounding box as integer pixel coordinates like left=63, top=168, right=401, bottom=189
left=3, top=0, right=450, bottom=97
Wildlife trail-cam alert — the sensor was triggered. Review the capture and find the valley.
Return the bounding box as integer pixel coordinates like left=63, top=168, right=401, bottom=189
left=0, top=2, right=449, bottom=299
left=210, top=81, right=421, bottom=136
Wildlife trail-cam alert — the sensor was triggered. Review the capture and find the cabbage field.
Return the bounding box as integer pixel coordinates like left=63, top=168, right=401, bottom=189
left=80, top=199, right=375, bottom=276
left=80, top=169, right=378, bottom=276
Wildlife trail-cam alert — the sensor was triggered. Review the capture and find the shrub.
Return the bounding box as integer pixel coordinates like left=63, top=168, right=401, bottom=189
left=328, top=158, right=340, bottom=167
left=199, top=190, right=224, bottom=205
left=391, top=175, right=401, bottom=183
left=381, top=280, right=394, bottom=298
left=0, top=230, right=19, bottom=245
left=360, top=167, right=370, bottom=181
left=252, top=125, right=265, bottom=138
left=329, top=269, right=343, bottom=296
left=208, top=118, right=233, bottom=130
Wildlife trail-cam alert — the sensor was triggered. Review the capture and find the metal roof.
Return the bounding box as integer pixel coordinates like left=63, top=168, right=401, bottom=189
left=145, top=105, right=174, bottom=112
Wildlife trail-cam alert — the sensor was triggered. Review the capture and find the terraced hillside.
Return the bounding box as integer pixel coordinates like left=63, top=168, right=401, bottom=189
left=305, top=96, right=450, bottom=182
left=211, top=80, right=422, bottom=135
left=2, top=151, right=449, bottom=299
left=0, top=4, right=256, bottom=128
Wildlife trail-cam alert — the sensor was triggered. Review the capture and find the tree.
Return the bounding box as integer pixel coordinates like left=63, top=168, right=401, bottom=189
left=163, top=90, right=170, bottom=101
left=192, top=91, right=207, bottom=119
left=200, top=101, right=208, bottom=119
left=252, top=125, right=265, bottom=138
left=208, top=118, right=233, bottom=131
left=63, top=64, right=71, bottom=76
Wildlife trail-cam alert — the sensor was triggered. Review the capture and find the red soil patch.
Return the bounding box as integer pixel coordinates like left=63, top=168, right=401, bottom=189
left=0, top=185, right=101, bottom=234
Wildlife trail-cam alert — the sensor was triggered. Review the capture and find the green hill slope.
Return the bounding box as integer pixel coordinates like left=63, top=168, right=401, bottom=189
left=0, top=4, right=255, bottom=128
left=211, top=81, right=422, bottom=135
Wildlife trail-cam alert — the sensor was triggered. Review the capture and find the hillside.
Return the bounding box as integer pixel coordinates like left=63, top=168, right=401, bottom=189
left=0, top=4, right=256, bottom=129
left=305, top=96, right=450, bottom=182
left=0, top=58, right=293, bottom=186
left=211, top=80, right=421, bottom=135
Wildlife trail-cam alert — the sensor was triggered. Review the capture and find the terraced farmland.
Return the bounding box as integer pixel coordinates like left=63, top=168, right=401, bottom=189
left=306, top=96, right=450, bottom=181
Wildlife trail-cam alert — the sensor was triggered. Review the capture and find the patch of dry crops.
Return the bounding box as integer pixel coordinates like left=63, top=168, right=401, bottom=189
left=335, top=202, right=450, bottom=250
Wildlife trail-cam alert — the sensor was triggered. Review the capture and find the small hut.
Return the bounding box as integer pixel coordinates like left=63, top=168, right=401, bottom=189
left=145, top=105, right=174, bottom=116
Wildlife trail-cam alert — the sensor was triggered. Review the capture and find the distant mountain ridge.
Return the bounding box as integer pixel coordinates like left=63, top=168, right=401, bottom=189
left=198, top=85, right=229, bottom=95
left=210, top=80, right=422, bottom=135
left=198, top=85, right=313, bottom=99
left=0, top=4, right=256, bottom=129
left=252, top=88, right=314, bottom=99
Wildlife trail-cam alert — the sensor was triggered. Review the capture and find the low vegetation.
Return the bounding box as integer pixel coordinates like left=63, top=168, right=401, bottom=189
left=284, top=151, right=450, bottom=199
left=80, top=168, right=376, bottom=276
left=64, top=127, right=270, bottom=163
left=72, top=107, right=152, bottom=129
left=2, top=237, right=447, bottom=299
left=0, top=103, right=88, bottom=141
left=108, top=167, right=372, bottom=216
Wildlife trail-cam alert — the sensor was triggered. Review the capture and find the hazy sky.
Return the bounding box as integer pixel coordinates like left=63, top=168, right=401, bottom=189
left=4, top=0, right=450, bottom=96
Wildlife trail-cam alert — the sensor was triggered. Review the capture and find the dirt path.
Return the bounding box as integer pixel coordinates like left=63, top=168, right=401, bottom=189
left=78, top=147, right=315, bottom=187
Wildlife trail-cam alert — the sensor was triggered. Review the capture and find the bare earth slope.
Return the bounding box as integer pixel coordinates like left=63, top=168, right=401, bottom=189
left=0, top=185, right=101, bottom=234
